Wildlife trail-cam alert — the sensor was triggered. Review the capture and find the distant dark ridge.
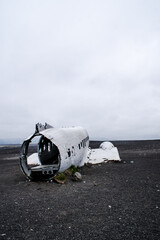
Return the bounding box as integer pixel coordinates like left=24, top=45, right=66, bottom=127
left=1, top=140, right=160, bottom=150
left=0, top=139, right=23, bottom=144
left=0, top=144, right=21, bottom=146
left=89, top=140, right=160, bottom=149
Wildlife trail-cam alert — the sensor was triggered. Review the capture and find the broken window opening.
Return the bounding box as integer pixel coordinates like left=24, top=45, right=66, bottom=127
left=38, top=136, right=60, bottom=165
left=67, top=149, right=71, bottom=157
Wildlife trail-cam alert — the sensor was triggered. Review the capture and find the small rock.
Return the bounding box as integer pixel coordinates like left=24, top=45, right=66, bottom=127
left=72, top=172, right=82, bottom=181
left=108, top=205, right=112, bottom=209
left=130, top=161, right=134, bottom=164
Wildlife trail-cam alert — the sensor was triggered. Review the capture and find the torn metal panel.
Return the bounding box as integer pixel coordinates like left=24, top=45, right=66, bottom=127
left=87, top=142, right=121, bottom=164
left=35, top=122, right=53, bottom=132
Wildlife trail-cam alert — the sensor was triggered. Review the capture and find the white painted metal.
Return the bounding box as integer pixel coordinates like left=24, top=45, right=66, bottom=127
left=87, top=142, right=121, bottom=164
left=40, top=127, right=89, bottom=172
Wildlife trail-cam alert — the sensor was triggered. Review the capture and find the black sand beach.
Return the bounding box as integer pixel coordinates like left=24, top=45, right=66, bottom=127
left=0, top=141, right=160, bottom=240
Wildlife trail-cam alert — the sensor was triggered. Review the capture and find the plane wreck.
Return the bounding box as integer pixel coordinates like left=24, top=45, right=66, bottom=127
left=20, top=123, right=121, bottom=181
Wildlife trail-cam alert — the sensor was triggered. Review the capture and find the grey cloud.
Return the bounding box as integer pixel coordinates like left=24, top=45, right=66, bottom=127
left=1, top=0, right=160, bottom=140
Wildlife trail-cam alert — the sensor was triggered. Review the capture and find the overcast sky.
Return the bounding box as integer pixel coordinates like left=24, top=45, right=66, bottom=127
left=1, top=0, right=160, bottom=141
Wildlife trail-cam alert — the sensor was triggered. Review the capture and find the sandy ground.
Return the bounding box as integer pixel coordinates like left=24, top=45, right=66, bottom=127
left=0, top=140, right=160, bottom=240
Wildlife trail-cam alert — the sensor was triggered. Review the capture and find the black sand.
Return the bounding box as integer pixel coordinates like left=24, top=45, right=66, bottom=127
left=0, top=141, right=160, bottom=240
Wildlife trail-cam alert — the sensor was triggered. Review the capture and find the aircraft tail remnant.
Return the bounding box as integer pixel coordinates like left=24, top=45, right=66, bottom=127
left=20, top=123, right=121, bottom=181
